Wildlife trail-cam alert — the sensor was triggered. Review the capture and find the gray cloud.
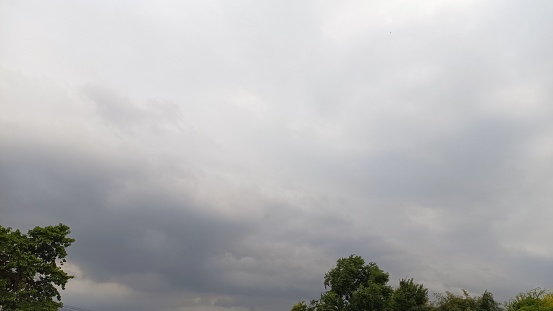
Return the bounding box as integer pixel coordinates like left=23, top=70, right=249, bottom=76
left=1, top=1, right=553, bottom=310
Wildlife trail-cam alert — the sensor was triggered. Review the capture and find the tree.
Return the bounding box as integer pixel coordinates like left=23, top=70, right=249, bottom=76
left=479, top=290, right=502, bottom=311
left=0, top=224, right=74, bottom=311
left=292, top=255, right=395, bottom=311
left=543, top=292, right=553, bottom=309
left=505, top=289, right=553, bottom=311
left=389, top=278, right=430, bottom=311
left=433, top=289, right=502, bottom=311
left=291, top=301, right=308, bottom=311
left=433, top=290, right=479, bottom=311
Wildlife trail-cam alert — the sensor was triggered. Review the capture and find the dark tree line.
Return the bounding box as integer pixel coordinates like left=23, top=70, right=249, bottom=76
left=291, top=255, right=553, bottom=311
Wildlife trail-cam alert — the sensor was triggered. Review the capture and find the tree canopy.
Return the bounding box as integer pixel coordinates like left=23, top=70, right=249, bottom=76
left=294, top=254, right=428, bottom=311
left=291, top=254, right=551, bottom=311
left=433, top=289, right=502, bottom=311
left=0, top=223, right=74, bottom=311
left=389, top=278, right=430, bottom=311
left=505, top=289, right=553, bottom=311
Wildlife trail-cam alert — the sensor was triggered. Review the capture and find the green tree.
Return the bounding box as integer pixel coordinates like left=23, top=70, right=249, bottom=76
left=433, top=290, right=478, bottom=311
left=479, top=290, right=502, bottom=311
left=543, top=293, right=553, bottom=309
left=291, top=301, right=308, bottom=311
left=292, top=255, right=394, bottom=311
left=505, top=289, right=553, bottom=311
left=0, top=224, right=74, bottom=311
left=389, top=278, right=430, bottom=311
left=433, top=289, right=502, bottom=311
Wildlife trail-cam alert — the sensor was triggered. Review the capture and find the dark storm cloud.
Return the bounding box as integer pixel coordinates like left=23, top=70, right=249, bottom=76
left=0, top=131, right=302, bottom=300
left=0, top=94, right=350, bottom=308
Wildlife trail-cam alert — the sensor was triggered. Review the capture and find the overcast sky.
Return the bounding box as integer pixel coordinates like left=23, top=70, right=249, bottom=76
left=1, top=1, right=553, bottom=310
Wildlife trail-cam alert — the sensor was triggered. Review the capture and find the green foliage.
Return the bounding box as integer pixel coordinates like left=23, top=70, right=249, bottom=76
left=323, top=255, right=392, bottom=304
left=322, top=255, right=393, bottom=311
left=480, top=291, right=503, bottom=311
left=505, top=289, right=553, bottom=311
left=316, top=291, right=347, bottom=311
left=433, top=290, right=475, bottom=311
left=292, top=254, right=431, bottom=311
left=389, top=278, right=430, bottom=311
left=290, top=255, right=551, bottom=311
left=543, top=293, right=553, bottom=309
left=433, top=289, right=502, bottom=311
left=0, top=224, right=74, bottom=311
left=291, top=301, right=308, bottom=311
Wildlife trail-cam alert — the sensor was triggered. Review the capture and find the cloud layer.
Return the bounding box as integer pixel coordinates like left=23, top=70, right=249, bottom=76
left=1, top=1, right=553, bottom=310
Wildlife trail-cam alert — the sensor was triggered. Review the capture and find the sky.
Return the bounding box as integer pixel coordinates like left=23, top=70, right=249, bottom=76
left=1, top=1, right=553, bottom=310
